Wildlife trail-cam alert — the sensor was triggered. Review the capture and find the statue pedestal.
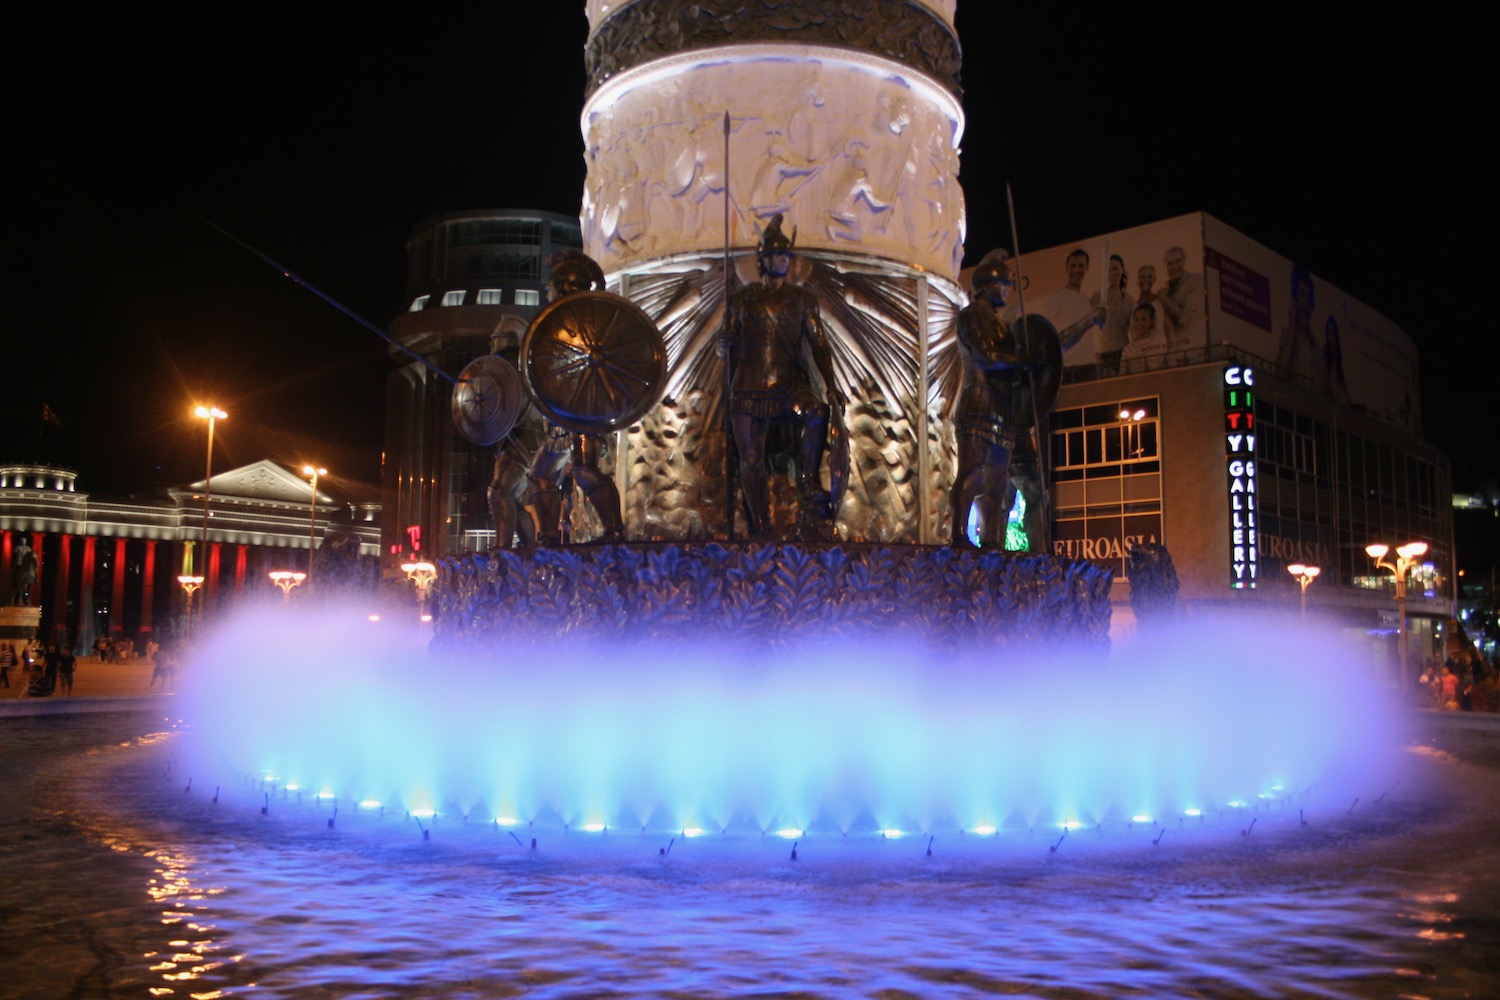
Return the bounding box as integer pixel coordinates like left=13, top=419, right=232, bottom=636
left=0, top=605, right=42, bottom=641
left=434, top=543, right=1112, bottom=651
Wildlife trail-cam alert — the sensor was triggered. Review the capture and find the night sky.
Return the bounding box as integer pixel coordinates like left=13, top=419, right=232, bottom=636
left=7, top=5, right=1489, bottom=500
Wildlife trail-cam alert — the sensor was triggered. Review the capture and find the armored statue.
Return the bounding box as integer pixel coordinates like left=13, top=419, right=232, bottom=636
left=523, top=250, right=629, bottom=543
left=720, top=214, right=846, bottom=539
left=950, top=250, right=1031, bottom=549
left=483, top=314, right=547, bottom=548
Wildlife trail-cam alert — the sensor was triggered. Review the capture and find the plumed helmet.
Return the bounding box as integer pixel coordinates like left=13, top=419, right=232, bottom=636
left=970, top=248, right=1012, bottom=296
left=547, top=250, right=606, bottom=296
left=757, top=213, right=794, bottom=259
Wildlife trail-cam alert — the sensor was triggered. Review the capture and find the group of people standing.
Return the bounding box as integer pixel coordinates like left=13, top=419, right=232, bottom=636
left=1039, top=246, right=1204, bottom=375
left=1418, top=655, right=1498, bottom=712
left=0, top=636, right=173, bottom=697
left=0, top=640, right=75, bottom=696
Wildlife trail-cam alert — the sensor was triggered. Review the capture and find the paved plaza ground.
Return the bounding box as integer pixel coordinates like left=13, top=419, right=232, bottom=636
left=0, top=657, right=170, bottom=715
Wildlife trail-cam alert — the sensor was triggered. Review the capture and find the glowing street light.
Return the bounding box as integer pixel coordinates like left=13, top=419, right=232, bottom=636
left=401, top=559, right=438, bottom=621
left=1366, top=541, right=1430, bottom=687
left=269, top=570, right=306, bottom=601
left=192, top=405, right=226, bottom=586
left=302, top=464, right=326, bottom=584
left=1286, top=563, right=1321, bottom=618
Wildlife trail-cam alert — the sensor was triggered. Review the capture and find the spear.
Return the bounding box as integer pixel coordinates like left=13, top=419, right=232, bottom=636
left=721, top=111, right=738, bottom=541
left=1005, top=185, right=1052, bottom=554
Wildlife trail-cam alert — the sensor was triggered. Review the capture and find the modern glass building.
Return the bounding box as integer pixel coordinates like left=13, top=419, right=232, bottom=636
left=382, top=209, right=581, bottom=567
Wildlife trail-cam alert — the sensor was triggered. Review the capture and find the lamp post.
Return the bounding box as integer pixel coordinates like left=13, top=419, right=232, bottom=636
left=193, top=405, right=226, bottom=587
left=269, top=570, right=306, bottom=602
left=177, top=574, right=204, bottom=639
left=1366, top=541, right=1430, bottom=688
left=1286, top=563, right=1321, bottom=618
left=401, top=560, right=438, bottom=622
left=302, top=465, right=326, bottom=584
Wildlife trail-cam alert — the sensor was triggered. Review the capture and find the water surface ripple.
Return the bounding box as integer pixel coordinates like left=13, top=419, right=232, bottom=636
left=3, top=714, right=1500, bottom=997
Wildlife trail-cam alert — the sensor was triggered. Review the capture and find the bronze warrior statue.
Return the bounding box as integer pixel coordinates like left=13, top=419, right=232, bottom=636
left=720, top=214, right=845, bottom=539
left=484, top=314, right=546, bottom=548
left=523, top=250, right=627, bottom=543
left=950, top=249, right=1032, bottom=549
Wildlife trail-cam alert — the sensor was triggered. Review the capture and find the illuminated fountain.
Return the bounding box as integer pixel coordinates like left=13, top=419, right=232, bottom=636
left=179, top=603, right=1402, bottom=850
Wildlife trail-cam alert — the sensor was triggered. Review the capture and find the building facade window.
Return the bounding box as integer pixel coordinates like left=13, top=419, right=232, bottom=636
left=476, top=289, right=503, bottom=305
left=441, top=290, right=466, bottom=307
left=409, top=295, right=429, bottom=312
left=515, top=289, right=539, bottom=306
left=1049, top=397, right=1163, bottom=579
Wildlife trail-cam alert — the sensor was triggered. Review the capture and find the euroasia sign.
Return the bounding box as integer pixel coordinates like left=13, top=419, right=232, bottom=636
left=1224, top=366, right=1257, bottom=588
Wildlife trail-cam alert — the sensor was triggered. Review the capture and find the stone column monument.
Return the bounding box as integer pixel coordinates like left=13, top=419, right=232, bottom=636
left=579, top=0, right=967, bottom=543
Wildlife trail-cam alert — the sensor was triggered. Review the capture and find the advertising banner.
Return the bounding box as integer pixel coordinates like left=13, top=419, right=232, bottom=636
left=1011, top=213, right=1421, bottom=431
left=1202, top=215, right=1420, bottom=432
left=1013, top=213, right=1208, bottom=372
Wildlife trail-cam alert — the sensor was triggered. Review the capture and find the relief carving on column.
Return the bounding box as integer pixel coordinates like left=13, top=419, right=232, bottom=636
left=585, top=0, right=962, bottom=97
left=582, top=67, right=964, bottom=279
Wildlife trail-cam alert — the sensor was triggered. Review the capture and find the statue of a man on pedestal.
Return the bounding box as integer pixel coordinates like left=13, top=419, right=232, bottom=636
left=720, top=214, right=845, bottom=539
left=11, top=538, right=38, bottom=604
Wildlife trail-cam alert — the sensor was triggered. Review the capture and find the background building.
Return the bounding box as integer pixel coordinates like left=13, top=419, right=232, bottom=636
left=1, top=462, right=380, bottom=649
left=1016, top=214, right=1453, bottom=677
left=382, top=208, right=581, bottom=567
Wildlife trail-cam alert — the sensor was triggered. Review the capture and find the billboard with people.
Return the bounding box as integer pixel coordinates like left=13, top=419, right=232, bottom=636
left=1201, top=215, right=1419, bottom=432
left=1012, top=213, right=1419, bottom=430
left=1013, top=214, right=1208, bottom=376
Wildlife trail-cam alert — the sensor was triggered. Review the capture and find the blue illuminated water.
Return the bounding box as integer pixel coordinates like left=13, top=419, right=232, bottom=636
left=6, top=712, right=1500, bottom=998
left=179, top=606, right=1403, bottom=844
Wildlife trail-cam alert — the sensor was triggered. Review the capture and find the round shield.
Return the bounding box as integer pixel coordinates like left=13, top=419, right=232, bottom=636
left=1007, top=314, right=1064, bottom=430
left=451, top=355, right=525, bottom=446
left=520, top=291, right=667, bottom=435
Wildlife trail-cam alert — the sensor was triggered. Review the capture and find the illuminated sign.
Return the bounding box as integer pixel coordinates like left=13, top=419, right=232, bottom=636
left=1224, top=366, right=1257, bottom=588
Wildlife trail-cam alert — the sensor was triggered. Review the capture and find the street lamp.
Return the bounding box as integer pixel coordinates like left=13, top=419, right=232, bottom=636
left=269, top=570, right=306, bottom=602
left=401, top=560, right=438, bottom=622
left=1286, top=563, right=1321, bottom=618
left=177, top=574, right=204, bottom=639
left=302, top=465, right=326, bottom=584
left=193, top=405, right=227, bottom=582
left=1366, top=541, right=1430, bottom=688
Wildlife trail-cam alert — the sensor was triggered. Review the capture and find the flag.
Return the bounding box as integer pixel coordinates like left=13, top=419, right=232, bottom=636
left=41, top=404, right=62, bottom=427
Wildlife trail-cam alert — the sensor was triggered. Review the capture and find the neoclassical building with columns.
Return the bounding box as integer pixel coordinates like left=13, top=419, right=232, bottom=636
left=1, top=462, right=380, bottom=650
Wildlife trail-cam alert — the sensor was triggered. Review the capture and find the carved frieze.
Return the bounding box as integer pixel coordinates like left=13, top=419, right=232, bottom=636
left=585, top=0, right=962, bottom=97
left=432, top=542, right=1113, bottom=650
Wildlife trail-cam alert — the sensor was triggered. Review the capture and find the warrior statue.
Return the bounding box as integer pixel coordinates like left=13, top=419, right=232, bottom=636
left=484, top=314, right=546, bottom=548
left=720, top=215, right=845, bottom=539
left=950, top=250, right=1030, bottom=549
left=524, top=250, right=626, bottom=543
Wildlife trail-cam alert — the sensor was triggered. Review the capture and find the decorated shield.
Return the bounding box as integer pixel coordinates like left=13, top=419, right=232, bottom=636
left=520, top=291, right=667, bottom=435
left=451, top=354, right=526, bottom=446
left=1007, top=314, right=1064, bottom=430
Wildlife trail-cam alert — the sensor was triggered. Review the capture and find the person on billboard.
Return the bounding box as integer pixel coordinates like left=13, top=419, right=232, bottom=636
left=1090, top=254, right=1134, bottom=373
left=1120, top=303, right=1169, bottom=371
left=1157, top=246, right=1205, bottom=352
left=1316, top=314, right=1351, bottom=405
left=1274, top=265, right=1318, bottom=382
left=1039, top=248, right=1097, bottom=348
